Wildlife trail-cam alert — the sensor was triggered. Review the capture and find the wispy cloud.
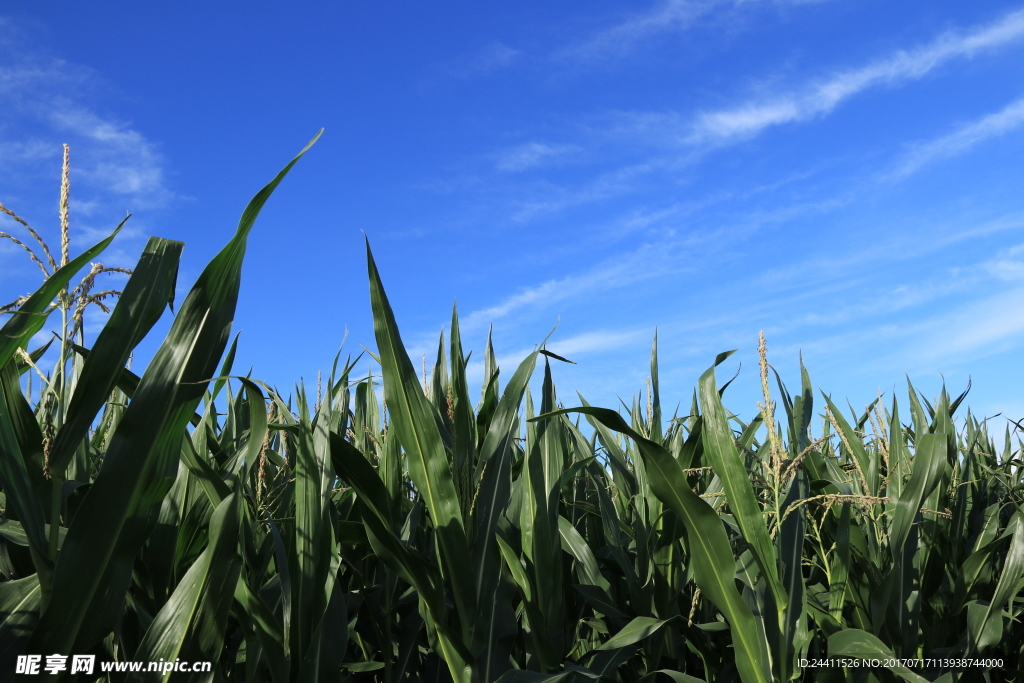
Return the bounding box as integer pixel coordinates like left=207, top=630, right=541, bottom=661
left=734, top=212, right=1024, bottom=377
left=0, top=27, right=171, bottom=288
left=459, top=326, right=653, bottom=389
left=561, top=0, right=721, bottom=61
left=477, top=11, right=1024, bottom=225
left=890, top=96, right=1024, bottom=178
left=48, top=104, right=168, bottom=201
left=461, top=240, right=680, bottom=331
left=486, top=328, right=650, bottom=368
left=758, top=208, right=1024, bottom=297
left=981, top=242, right=1024, bottom=282
left=510, top=161, right=654, bottom=221
left=689, top=8, right=1024, bottom=143
left=462, top=274, right=599, bottom=331
left=477, top=42, right=521, bottom=71
left=556, top=0, right=829, bottom=62
left=0, top=45, right=170, bottom=204
left=425, top=42, right=521, bottom=83
left=495, top=142, right=579, bottom=172
left=545, top=328, right=651, bottom=358
left=0, top=138, right=59, bottom=165
left=907, top=286, right=1024, bottom=364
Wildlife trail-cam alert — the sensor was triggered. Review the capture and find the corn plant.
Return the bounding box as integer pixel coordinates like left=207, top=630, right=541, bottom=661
left=1, top=133, right=1023, bottom=682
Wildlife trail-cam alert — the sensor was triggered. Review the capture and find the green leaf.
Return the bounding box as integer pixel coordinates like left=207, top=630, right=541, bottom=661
left=649, top=331, right=662, bottom=442
left=128, top=493, right=242, bottom=681
left=495, top=531, right=559, bottom=670
left=698, top=364, right=784, bottom=610
left=821, top=393, right=874, bottom=495
left=233, top=574, right=289, bottom=683
left=0, top=219, right=126, bottom=372
left=519, top=360, right=566, bottom=670
left=0, top=575, right=41, bottom=673
left=179, top=433, right=231, bottom=508
left=828, top=502, right=851, bottom=621
left=827, top=629, right=929, bottom=683
left=470, top=347, right=541, bottom=677
left=637, top=671, right=706, bottom=683
left=0, top=364, right=52, bottom=590
left=534, top=406, right=772, bottom=683
left=771, top=468, right=808, bottom=681
left=289, top=387, right=337, bottom=673
left=47, top=237, right=183, bottom=479
left=449, top=303, right=477, bottom=477
left=584, top=616, right=677, bottom=676
left=493, top=669, right=601, bottom=683
left=24, top=131, right=320, bottom=658
left=365, top=240, right=476, bottom=631
left=0, top=520, right=66, bottom=550
left=888, top=433, right=946, bottom=558
left=558, top=516, right=610, bottom=592
left=330, top=429, right=472, bottom=682
left=0, top=361, right=48, bottom=519
left=698, top=360, right=789, bottom=666
left=968, top=515, right=1024, bottom=654
left=296, top=551, right=346, bottom=683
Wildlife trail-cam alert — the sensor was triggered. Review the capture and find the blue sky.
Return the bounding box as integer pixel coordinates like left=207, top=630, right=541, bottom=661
left=3, top=2, right=1024, bottom=428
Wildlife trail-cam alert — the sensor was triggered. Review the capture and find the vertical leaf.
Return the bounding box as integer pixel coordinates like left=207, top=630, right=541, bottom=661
left=47, top=237, right=183, bottom=479
left=365, top=241, right=476, bottom=633
left=128, top=493, right=242, bottom=681
left=534, top=406, right=772, bottom=683
left=699, top=364, right=785, bottom=613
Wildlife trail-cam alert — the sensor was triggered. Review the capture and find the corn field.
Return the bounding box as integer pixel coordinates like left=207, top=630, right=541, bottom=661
left=1, top=135, right=1023, bottom=682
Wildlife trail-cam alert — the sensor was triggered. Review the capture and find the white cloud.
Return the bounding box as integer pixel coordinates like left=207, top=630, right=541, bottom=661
left=890, top=96, right=1024, bottom=178
left=741, top=218, right=1024, bottom=380
left=978, top=242, right=1024, bottom=282
left=46, top=104, right=169, bottom=203
left=691, top=101, right=801, bottom=142
left=457, top=173, right=858, bottom=337
left=428, top=42, right=521, bottom=82
left=545, top=328, right=650, bottom=357
left=491, top=10, right=1024, bottom=212
left=496, top=142, right=579, bottom=172
left=757, top=209, right=1024, bottom=299
left=562, top=0, right=717, bottom=61
left=929, top=210, right=1024, bottom=249
left=463, top=276, right=590, bottom=330
left=462, top=327, right=651, bottom=388
left=912, top=286, right=1024, bottom=363
left=0, top=45, right=170, bottom=208
left=0, top=25, right=169, bottom=297
left=477, top=42, right=521, bottom=71
left=0, top=138, right=59, bottom=165
left=689, top=8, right=1024, bottom=143
left=461, top=239, right=677, bottom=331
left=509, top=161, right=654, bottom=221
left=558, top=0, right=812, bottom=62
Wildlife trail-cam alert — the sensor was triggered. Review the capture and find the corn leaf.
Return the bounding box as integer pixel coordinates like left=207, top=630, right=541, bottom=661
left=534, top=405, right=772, bottom=683
left=23, top=131, right=320, bottom=658
left=128, top=493, right=242, bottom=681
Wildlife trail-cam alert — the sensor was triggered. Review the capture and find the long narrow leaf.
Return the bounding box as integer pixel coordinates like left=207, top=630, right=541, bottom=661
left=534, top=406, right=772, bottom=683
left=23, top=132, right=320, bottom=658
left=128, top=493, right=242, bottom=681
left=365, top=241, right=476, bottom=631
